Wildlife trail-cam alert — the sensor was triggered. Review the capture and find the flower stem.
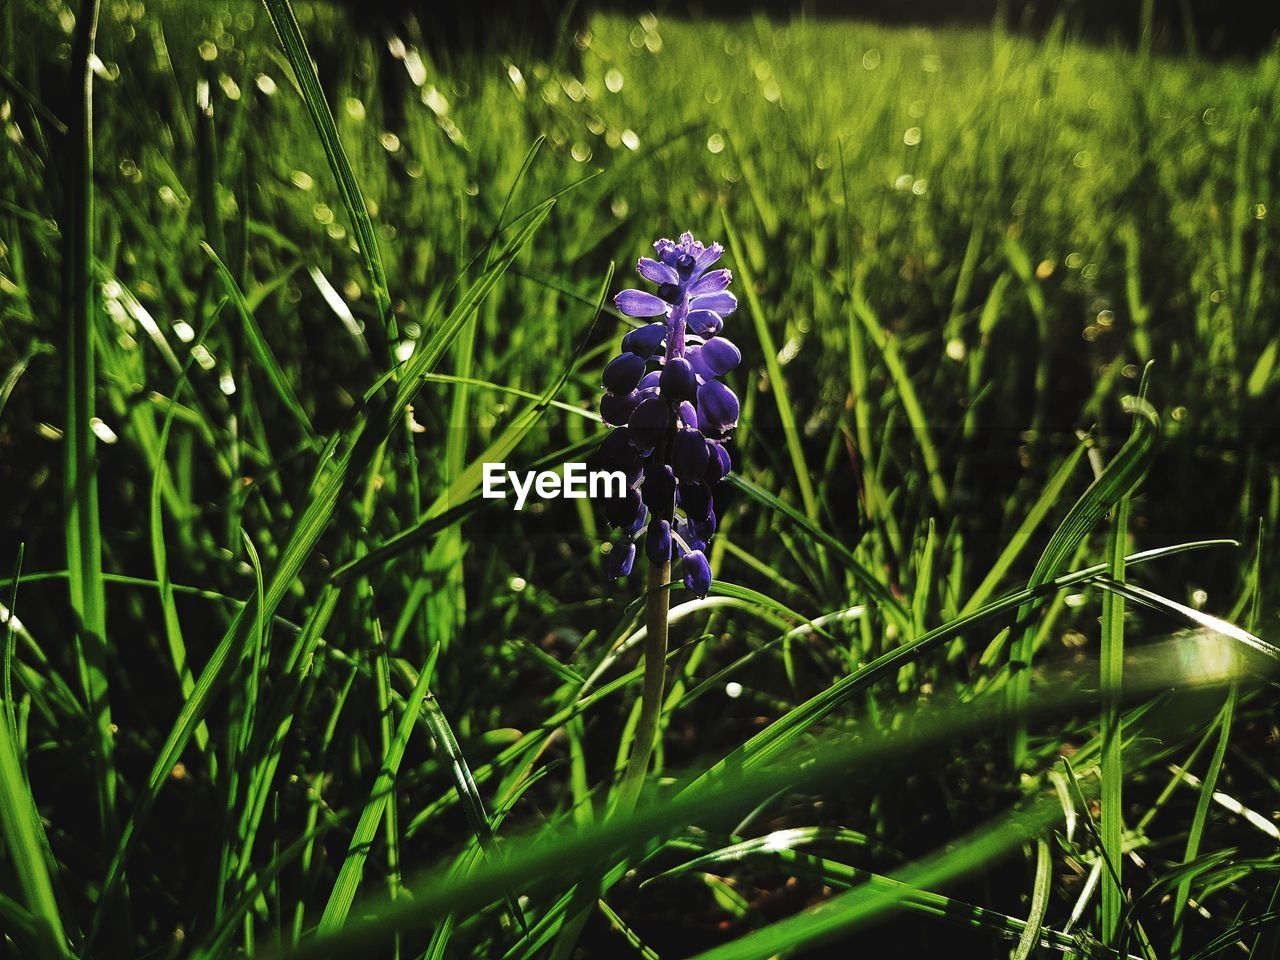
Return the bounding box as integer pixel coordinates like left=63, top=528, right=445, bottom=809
left=616, top=557, right=670, bottom=816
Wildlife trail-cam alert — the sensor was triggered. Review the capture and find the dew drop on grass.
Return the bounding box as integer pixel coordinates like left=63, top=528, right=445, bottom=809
left=893, top=174, right=913, bottom=191
left=173, top=320, right=195, bottom=343
left=610, top=196, right=629, bottom=219
left=862, top=48, right=881, bottom=70
left=605, top=68, right=624, bottom=93
left=219, top=371, right=236, bottom=396
left=291, top=170, right=313, bottom=191
left=345, top=97, right=365, bottom=121
left=904, top=126, right=921, bottom=146
left=198, top=40, right=217, bottom=62
left=707, top=133, right=725, bottom=154
left=313, top=204, right=334, bottom=225
left=724, top=681, right=743, bottom=699
left=1191, top=588, right=1209, bottom=608
left=254, top=73, right=276, bottom=96
left=219, top=75, right=240, bottom=101
left=395, top=340, right=416, bottom=363
left=571, top=142, right=592, bottom=162
left=945, top=338, right=966, bottom=361
left=509, top=577, right=527, bottom=593
left=912, top=178, right=928, bottom=195
left=620, top=129, right=640, bottom=150
left=379, top=132, right=400, bottom=152
left=192, top=347, right=215, bottom=372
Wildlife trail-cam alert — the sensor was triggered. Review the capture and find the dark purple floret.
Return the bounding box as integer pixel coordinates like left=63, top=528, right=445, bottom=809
left=671, top=429, right=709, bottom=482
left=696, top=380, right=740, bottom=436
left=659, top=357, right=697, bottom=402
left=606, top=539, right=636, bottom=580
left=622, top=322, right=666, bottom=357
left=681, top=550, right=712, bottom=598
left=646, top=519, right=672, bottom=564
left=600, top=391, right=642, bottom=427
left=603, top=353, right=647, bottom=394
left=629, top=396, right=669, bottom=454
left=597, top=231, right=740, bottom=588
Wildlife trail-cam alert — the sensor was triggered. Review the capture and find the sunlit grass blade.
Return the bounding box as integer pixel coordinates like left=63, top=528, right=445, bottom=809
left=275, top=634, right=1246, bottom=960
left=1007, top=392, right=1160, bottom=768
left=201, top=241, right=317, bottom=446
left=260, top=0, right=394, bottom=345
left=60, top=0, right=117, bottom=853
left=0, top=669, right=69, bottom=958
left=86, top=195, right=555, bottom=949
left=317, top=644, right=440, bottom=933
left=720, top=208, right=819, bottom=523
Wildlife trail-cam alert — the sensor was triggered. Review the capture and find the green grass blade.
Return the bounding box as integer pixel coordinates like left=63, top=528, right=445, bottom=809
left=1008, top=393, right=1160, bottom=768
left=720, top=208, right=819, bottom=523
left=317, top=644, right=440, bottom=933
left=0, top=673, right=69, bottom=957
left=259, top=0, right=394, bottom=346
left=201, top=241, right=317, bottom=445
left=60, top=0, right=116, bottom=850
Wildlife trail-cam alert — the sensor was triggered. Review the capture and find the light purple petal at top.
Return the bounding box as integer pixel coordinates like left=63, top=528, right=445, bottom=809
left=690, top=290, right=737, bottom=317
left=692, top=241, right=723, bottom=275
left=687, top=268, right=732, bottom=297
left=615, top=289, right=670, bottom=318
left=636, top=257, right=679, bottom=285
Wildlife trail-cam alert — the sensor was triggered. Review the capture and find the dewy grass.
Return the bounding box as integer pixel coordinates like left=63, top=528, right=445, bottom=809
left=2, top=3, right=1279, bottom=959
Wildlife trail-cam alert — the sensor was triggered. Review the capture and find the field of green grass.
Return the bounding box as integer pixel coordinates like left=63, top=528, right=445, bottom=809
left=2, top=1, right=1279, bottom=957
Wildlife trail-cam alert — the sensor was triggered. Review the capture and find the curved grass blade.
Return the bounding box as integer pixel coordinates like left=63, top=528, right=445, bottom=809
left=274, top=633, right=1245, bottom=960
left=259, top=0, right=393, bottom=345
left=86, top=197, right=555, bottom=949
left=1008, top=393, right=1161, bottom=768
left=0, top=672, right=69, bottom=958
left=723, top=474, right=908, bottom=629
left=201, top=241, right=316, bottom=445
left=317, top=644, right=440, bottom=933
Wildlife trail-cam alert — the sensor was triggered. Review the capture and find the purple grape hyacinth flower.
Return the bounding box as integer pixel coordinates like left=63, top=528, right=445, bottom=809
left=594, top=232, right=740, bottom=598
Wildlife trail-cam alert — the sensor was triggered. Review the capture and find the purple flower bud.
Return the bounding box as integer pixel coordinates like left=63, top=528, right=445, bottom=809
left=679, top=481, right=713, bottom=522
left=690, top=511, right=717, bottom=542
left=592, top=428, right=641, bottom=485
left=622, top=322, right=666, bottom=357
left=606, top=539, right=636, bottom=580
left=646, top=519, right=672, bottom=565
left=681, top=550, right=712, bottom=597
left=603, top=353, right=647, bottom=394
left=677, top=401, right=699, bottom=430
left=705, top=441, right=731, bottom=484
left=628, top=396, right=669, bottom=454
left=657, top=282, right=680, bottom=303
left=642, top=463, right=676, bottom=518
left=671, top=429, right=709, bottom=482
left=696, top=380, right=740, bottom=436
left=699, top=337, right=741, bottom=375
left=659, top=357, right=697, bottom=402
left=605, top=487, right=643, bottom=528
left=686, top=309, right=723, bottom=337
left=600, top=390, right=642, bottom=426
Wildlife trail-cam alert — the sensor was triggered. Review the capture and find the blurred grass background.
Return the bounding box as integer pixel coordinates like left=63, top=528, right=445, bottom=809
left=1, top=0, right=1278, bottom=957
